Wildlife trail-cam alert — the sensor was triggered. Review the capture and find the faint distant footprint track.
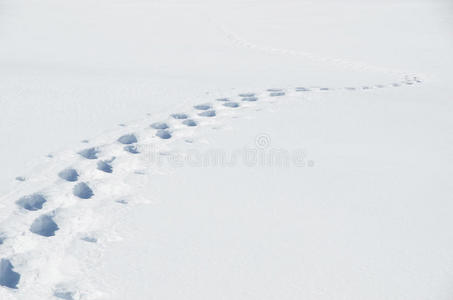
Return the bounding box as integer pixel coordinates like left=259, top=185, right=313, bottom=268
left=58, top=168, right=79, bottom=182
left=171, top=113, right=188, bottom=120
left=193, top=104, right=212, bottom=111
left=151, top=122, right=169, bottom=130
left=30, top=214, right=59, bottom=237
left=223, top=102, right=240, bottom=108
left=242, top=96, right=258, bottom=102
left=269, top=92, right=285, bottom=97
left=73, top=182, right=94, bottom=199
left=198, top=110, right=216, bottom=117
left=16, top=194, right=47, bottom=211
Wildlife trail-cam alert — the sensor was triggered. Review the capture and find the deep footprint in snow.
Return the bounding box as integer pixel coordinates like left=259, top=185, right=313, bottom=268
left=198, top=110, right=216, bottom=117
left=124, top=145, right=139, bottom=154
left=117, top=134, right=137, bottom=145
left=193, top=104, right=212, bottom=111
left=241, top=96, right=258, bottom=102
left=16, top=194, right=47, bottom=211
left=0, top=259, right=20, bottom=289
left=30, top=215, right=59, bottom=237
left=97, top=160, right=113, bottom=173
left=78, top=148, right=98, bottom=159
left=171, top=113, right=188, bottom=120
left=182, top=119, right=197, bottom=127
left=73, top=182, right=94, bottom=199
left=223, top=102, right=240, bottom=108
left=270, top=92, right=285, bottom=96
left=58, top=168, right=79, bottom=182
left=156, top=130, right=172, bottom=139
left=151, top=122, right=169, bottom=129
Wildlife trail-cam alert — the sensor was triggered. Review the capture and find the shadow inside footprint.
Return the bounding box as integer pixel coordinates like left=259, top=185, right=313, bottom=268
left=30, top=215, right=59, bottom=237
left=0, top=259, right=20, bottom=289
left=242, top=97, right=258, bottom=102
left=171, top=113, right=188, bottom=120
left=78, top=148, right=98, bottom=159
left=97, top=160, right=113, bottom=173
left=118, top=134, right=137, bottom=145
left=198, top=110, right=216, bottom=117
left=73, top=182, right=94, bottom=199
left=239, top=93, right=255, bottom=97
left=296, top=87, right=310, bottom=92
left=16, top=194, right=47, bottom=211
left=156, top=130, right=172, bottom=139
left=182, top=119, right=197, bottom=127
left=81, top=236, right=97, bottom=243
left=58, top=168, right=79, bottom=182
left=151, top=122, right=169, bottom=129
left=223, top=102, right=239, bottom=108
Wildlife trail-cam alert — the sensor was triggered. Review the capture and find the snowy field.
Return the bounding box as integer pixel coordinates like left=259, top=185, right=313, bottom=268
left=1, top=0, right=453, bottom=299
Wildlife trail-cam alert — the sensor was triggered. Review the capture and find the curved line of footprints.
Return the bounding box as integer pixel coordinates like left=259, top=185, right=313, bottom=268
left=0, top=78, right=422, bottom=295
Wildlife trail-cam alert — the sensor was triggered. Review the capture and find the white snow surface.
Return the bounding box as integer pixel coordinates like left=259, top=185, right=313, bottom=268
left=1, top=0, right=453, bottom=299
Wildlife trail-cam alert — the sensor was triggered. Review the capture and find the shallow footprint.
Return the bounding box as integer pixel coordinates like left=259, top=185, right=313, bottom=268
left=241, top=97, right=258, bottom=102
left=239, top=93, right=255, bottom=97
left=223, top=102, right=240, bottom=108
left=171, top=113, right=188, bottom=120
left=295, top=87, right=311, bottom=92
left=182, top=119, right=197, bottom=127
left=198, top=110, right=216, bottom=117
left=270, top=92, right=285, bottom=97
left=216, top=98, right=230, bottom=102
